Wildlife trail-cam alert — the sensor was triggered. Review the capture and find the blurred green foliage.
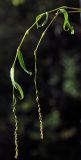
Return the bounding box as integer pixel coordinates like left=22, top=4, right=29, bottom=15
left=63, top=54, right=81, bottom=97
left=11, top=0, right=25, bottom=6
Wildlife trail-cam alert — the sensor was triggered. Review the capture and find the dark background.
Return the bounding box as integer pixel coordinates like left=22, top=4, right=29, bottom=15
left=0, top=0, right=80, bottom=160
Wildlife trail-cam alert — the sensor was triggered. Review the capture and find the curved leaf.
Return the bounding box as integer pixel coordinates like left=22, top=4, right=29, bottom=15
left=10, top=67, right=24, bottom=100
left=60, top=8, right=70, bottom=31
left=10, top=67, right=15, bottom=87
left=17, top=50, right=32, bottom=76
left=15, top=81, right=24, bottom=100
left=36, top=12, right=48, bottom=29
left=60, top=8, right=74, bottom=34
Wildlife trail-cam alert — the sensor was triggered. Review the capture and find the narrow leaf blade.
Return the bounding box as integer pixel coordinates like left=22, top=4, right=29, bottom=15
left=10, top=67, right=15, bottom=87
left=10, top=66, right=24, bottom=100
left=18, top=50, right=32, bottom=76
left=15, top=81, right=24, bottom=100
left=36, top=12, right=48, bottom=29
left=60, top=8, right=74, bottom=34
left=60, top=9, right=70, bottom=31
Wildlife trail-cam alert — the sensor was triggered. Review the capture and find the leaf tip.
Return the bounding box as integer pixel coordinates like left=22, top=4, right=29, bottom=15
left=71, top=26, right=75, bottom=35
left=29, top=71, right=32, bottom=76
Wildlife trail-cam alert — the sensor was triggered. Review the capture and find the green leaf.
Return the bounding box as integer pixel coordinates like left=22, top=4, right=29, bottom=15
left=10, top=67, right=24, bottom=100
left=60, top=8, right=70, bottom=31
left=36, top=14, right=42, bottom=22
left=15, top=81, right=24, bottom=100
left=59, top=8, right=74, bottom=34
left=10, top=67, right=17, bottom=88
left=36, top=12, right=48, bottom=29
left=17, top=50, right=32, bottom=76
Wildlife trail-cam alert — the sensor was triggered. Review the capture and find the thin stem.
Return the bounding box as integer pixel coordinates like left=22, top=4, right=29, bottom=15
left=13, top=106, right=18, bottom=159
left=12, top=6, right=81, bottom=67
left=12, top=87, right=18, bottom=159
left=68, top=10, right=81, bottom=13
left=34, top=12, right=59, bottom=54
left=12, top=22, right=37, bottom=67
left=34, top=12, right=59, bottom=140
left=47, top=6, right=81, bottom=14
left=62, top=6, right=81, bottom=10
left=34, top=53, right=44, bottom=139
left=18, top=22, right=36, bottom=50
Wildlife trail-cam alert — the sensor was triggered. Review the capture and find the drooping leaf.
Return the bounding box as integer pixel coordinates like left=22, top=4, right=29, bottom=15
left=10, top=67, right=24, bottom=100
left=10, top=67, right=15, bottom=87
left=15, top=81, right=24, bottom=100
left=59, top=8, right=74, bottom=34
left=36, top=12, right=48, bottom=29
left=60, top=8, right=70, bottom=31
left=17, top=50, right=32, bottom=76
